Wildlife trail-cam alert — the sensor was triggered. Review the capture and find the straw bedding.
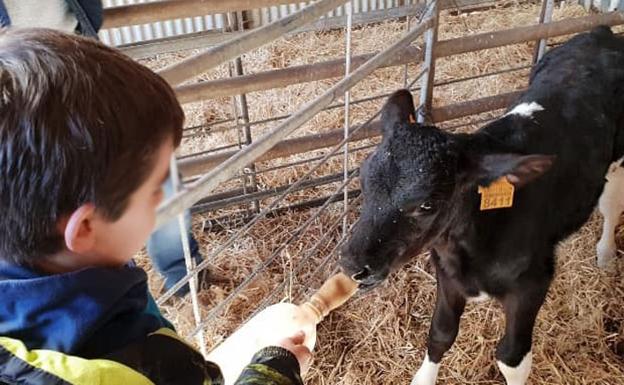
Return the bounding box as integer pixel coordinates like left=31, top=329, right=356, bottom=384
left=135, top=2, right=624, bottom=383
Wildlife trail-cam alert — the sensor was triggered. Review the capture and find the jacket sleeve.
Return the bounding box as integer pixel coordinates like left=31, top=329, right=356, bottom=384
left=233, top=346, right=304, bottom=385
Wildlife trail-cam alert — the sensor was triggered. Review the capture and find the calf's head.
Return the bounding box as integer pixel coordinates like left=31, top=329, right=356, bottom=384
left=340, top=90, right=554, bottom=288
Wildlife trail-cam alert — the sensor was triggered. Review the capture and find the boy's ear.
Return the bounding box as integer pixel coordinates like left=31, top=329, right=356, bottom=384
left=63, top=204, right=97, bottom=254
left=476, top=154, right=556, bottom=188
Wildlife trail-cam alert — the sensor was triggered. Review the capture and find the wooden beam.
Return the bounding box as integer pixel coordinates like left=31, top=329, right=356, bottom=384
left=103, top=0, right=303, bottom=29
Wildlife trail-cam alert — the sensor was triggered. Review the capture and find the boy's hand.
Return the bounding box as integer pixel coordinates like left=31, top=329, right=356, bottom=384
left=277, top=331, right=312, bottom=375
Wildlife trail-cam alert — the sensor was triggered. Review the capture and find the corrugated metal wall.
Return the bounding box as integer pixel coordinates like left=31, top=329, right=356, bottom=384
left=591, top=0, right=624, bottom=11
left=100, top=0, right=413, bottom=46
left=100, top=0, right=226, bottom=46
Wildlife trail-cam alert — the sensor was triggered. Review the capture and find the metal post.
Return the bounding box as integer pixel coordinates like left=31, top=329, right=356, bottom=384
left=533, top=0, right=555, bottom=64
left=403, top=5, right=412, bottom=87
left=227, top=11, right=260, bottom=213
left=417, top=0, right=439, bottom=124
left=168, top=155, right=207, bottom=357
left=343, top=1, right=353, bottom=237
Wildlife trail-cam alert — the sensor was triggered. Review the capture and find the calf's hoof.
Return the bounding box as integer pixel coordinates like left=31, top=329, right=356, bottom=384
left=597, top=241, right=617, bottom=271
left=410, top=355, right=439, bottom=385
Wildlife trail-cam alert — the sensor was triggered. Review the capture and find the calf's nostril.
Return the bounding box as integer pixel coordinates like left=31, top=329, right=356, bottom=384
left=351, top=265, right=371, bottom=282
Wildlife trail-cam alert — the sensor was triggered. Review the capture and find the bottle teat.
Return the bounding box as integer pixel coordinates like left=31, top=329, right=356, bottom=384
left=298, top=273, right=358, bottom=323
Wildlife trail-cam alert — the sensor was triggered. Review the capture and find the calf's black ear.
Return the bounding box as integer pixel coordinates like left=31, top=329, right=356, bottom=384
left=381, top=89, right=416, bottom=136
left=476, top=154, right=556, bottom=188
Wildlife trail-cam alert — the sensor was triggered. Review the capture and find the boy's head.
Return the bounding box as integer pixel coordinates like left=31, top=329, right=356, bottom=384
left=0, top=28, right=183, bottom=271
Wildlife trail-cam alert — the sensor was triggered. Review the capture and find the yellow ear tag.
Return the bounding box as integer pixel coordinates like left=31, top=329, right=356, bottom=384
left=409, top=114, right=416, bottom=124
left=478, top=176, right=515, bottom=211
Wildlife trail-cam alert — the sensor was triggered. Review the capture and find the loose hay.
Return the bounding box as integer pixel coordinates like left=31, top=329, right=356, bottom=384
left=135, top=2, right=624, bottom=384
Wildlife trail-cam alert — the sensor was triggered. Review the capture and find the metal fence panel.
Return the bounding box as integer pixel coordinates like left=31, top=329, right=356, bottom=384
left=100, top=0, right=417, bottom=46
left=100, top=1, right=623, bottom=47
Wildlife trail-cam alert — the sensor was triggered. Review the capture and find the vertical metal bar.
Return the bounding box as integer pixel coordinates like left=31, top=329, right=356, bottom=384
left=533, top=0, right=555, bottom=64
left=168, top=156, right=207, bottom=357
left=417, top=0, right=439, bottom=124
left=403, top=8, right=412, bottom=87
left=343, top=1, right=353, bottom=236
left=227, top=11, right=260, bottom=213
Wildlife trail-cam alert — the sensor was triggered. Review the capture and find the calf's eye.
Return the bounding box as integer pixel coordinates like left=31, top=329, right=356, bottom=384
left=420, top=202, right=434, bottom=211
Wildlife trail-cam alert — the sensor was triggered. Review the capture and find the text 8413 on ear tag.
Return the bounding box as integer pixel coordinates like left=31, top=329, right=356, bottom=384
left=478, top=177, right=515, bottom=211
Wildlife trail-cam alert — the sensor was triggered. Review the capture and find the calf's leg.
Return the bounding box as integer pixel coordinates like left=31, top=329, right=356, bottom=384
left=496, top=283, right=549, bottom=385
left=597, top=159, right=624, bottom=269
left=411, top=270, right=465, bottom=385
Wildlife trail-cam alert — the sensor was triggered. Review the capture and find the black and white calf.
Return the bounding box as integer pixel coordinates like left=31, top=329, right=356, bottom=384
left=340, top=26, right=624, bottom=385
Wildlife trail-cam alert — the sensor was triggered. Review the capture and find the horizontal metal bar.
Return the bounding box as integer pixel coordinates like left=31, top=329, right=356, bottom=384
left=253, top=142, right=376, bottom=175
left=304, top=2, right=425, bottom=30
left=435, top=11, right=624, bottom=58
left=178, top=143, right=241, bottom=160
left=433, top=64, right=530, bottom=89
left=182, top=141, right=375, bottom=186
left=198, top=189, right=362, bottom=233
left=193, top=169, right=358, bottom=213
left=157, top=15, right=434, bottom=226
left=179, top=87, right=518, bottom=177
left=180, top=64, right=524, bottom=142
left=103, top=0, right=304, bottom=29
left=175, top=46, right=423, bottom=103
left=179, top=120, right=381, bottom=177
left=120, top=31, right=244, bottom=60
left=431, top=90, right=522, bottom=122
left=180, top=86, right=418, bottom=140
left=158, top=0, right=350, bottom=86
left=441, top=115, right=499, bottom=131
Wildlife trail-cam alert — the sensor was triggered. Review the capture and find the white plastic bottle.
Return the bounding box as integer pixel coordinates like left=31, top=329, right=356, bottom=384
left=207, top=273, right=358, bottom=385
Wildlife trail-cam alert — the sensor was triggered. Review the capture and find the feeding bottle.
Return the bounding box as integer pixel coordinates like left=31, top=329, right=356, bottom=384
left=207, top=273, right=358, bottom=385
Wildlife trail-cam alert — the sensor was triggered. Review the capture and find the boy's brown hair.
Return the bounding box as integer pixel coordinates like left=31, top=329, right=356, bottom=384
left=0, top=28, right=184, bottom=266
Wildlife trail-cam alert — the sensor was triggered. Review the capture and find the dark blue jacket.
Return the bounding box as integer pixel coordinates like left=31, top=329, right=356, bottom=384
left=0, top=0, right=103, bottom=36
left=0, top=260, right=304, bottom=385
left=0, top=261, right=172, bottom=357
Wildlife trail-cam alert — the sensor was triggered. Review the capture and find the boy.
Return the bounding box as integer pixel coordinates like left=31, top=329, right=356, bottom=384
left=0, top=28, right=310, bottom=384
left=0, top=0, right=208, bottom=298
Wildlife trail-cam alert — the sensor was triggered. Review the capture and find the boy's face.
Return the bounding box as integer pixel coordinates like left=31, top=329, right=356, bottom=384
left=90, top=140, right=174, bottom=267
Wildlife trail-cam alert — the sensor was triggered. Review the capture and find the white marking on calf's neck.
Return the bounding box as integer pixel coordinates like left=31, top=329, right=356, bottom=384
left=505, top=102, right=545, bottom=118
left=497, top=351, right=532, bottom=385
left=411, top=354, right=440, bottom=385
left=467, top=291, right=491, bottom=304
